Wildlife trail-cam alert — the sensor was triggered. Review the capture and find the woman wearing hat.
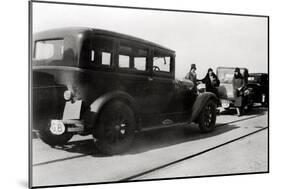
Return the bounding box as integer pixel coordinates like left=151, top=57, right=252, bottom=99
left=232, top=67, right=245, bottom=116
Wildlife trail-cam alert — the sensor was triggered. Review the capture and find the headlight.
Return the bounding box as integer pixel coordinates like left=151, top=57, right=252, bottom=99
left=63, top=90, right=73, bottom=101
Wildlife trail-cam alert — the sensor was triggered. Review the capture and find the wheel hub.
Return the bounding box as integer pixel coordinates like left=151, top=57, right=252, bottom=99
left=115, top=123, right=126, bottom=135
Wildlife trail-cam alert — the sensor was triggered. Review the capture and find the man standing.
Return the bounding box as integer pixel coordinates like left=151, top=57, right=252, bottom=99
left=185, top=64, right=198, bottom=91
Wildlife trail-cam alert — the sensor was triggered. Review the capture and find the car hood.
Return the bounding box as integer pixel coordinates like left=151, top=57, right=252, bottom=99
left=175, top=78, right=194, bottom=90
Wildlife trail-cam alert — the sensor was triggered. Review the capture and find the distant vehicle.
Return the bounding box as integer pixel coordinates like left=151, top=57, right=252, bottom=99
left=247, top=73, right=269, bottom=106
left=216, top=67, right=254, bottom=110
left=32, top=27, right=218, bottom=155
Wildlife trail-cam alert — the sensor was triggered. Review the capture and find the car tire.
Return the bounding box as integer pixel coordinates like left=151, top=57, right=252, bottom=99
left=38, top=122, right=73, bottom=147
left=94, top=101, right=136, bottom=155
left=198, top=99, right=217, bottom=133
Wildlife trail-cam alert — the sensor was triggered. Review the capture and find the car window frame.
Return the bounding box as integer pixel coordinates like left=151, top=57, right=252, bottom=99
left=33, top=38, right=65, bottom=61
left=79, top=35, right=116, bottom=71
left=117, top=39, right=151, bottom=75
left=152, top=47, right=175, bottom=79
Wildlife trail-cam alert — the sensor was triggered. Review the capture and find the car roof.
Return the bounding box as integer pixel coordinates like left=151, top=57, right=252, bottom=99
left=33, top=27, right=175, bottom=53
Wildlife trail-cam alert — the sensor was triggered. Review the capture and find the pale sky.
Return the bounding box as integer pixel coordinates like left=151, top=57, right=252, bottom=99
left=32, top=2, right=268, bottom=79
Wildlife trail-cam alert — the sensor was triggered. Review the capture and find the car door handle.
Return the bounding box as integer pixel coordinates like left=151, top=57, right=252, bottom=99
left=148, top=77, right=153, bottom=82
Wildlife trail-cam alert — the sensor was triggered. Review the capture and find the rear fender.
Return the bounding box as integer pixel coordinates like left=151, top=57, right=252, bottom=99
left=191, top=92, right=217, bottom=122
left=89, top=91, right=140, bottom=130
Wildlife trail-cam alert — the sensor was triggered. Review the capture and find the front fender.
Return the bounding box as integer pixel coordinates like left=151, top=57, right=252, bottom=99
left=191, top=92, right=217, bottom=122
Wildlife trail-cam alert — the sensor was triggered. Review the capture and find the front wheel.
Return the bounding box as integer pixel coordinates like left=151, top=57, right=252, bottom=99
left=198, top=100, right=217, bottom=133
left=94, top=101, right=136, bottom=155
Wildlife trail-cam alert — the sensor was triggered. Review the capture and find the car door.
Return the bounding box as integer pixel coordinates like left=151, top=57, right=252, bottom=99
left=116, top=41, right=156, bottom=116
left=147, top=48, right=179, bottom=125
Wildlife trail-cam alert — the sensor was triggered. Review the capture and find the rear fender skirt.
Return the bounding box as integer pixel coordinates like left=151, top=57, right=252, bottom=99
left=191, top=92, right=217, bottom=122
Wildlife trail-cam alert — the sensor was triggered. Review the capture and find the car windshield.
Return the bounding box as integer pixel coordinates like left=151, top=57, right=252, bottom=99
left=217, top=68, right=246, bottom=84
left=34, top=39, right=64, bottom=61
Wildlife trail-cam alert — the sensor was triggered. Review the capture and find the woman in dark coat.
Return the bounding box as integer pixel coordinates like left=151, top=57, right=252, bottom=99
left=201, top=68, right=220, bottom=99
left=232, top=67, right=245, bottom=116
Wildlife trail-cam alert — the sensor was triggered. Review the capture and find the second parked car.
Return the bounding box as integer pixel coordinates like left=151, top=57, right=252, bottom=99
left=216, top=67, right=254, bottom=110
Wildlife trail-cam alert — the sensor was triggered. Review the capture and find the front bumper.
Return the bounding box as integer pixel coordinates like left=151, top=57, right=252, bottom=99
left=33, top=99, right=96, bottom=135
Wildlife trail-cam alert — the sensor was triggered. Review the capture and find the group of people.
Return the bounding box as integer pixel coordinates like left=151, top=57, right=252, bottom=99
left=185, top=64, right=246, bottom=116
left=185, top=64, right=220, bottom=97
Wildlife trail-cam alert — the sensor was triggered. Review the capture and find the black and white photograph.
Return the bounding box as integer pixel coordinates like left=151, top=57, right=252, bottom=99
left=29, top=1, right=269, bottom=188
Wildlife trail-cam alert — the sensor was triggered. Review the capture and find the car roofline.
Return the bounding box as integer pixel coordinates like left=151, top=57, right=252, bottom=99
left=33, top=27, right=175, bottom=54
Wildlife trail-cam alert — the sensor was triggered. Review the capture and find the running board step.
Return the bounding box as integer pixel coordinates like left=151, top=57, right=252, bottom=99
left=140, top=122, right=195, bottom=132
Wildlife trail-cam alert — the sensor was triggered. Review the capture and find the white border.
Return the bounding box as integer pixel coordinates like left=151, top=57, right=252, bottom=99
left=1, top=0, right=278, bottom=189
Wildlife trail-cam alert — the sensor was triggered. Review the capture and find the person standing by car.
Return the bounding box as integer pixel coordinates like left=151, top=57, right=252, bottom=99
left=185, top=64, right=198, bottom=91
left=200, top=68, right=220, bottom=99
left=232, top=67, right=245, bottom=116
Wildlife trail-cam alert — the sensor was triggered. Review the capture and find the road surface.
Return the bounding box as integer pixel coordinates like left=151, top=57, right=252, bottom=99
left=31, top=108, right=268, bottom=187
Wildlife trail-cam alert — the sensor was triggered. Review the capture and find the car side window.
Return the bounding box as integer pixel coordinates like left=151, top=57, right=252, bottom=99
left=101, top=52, right=111, bottom=66
left=134, top=57, right=146, bottom=71
left=119, top=45, right=131, bottom=69
left=90, top=37, right=114, bottom=67
left=118, top=43, right=148, bottom=71
left=119, top=55, right=130, bottom=68
left=133, top=48, right=147, bottom=71
left=91, top=50, right=95, bottom=62
left=153, top=55, right=171, bottom=73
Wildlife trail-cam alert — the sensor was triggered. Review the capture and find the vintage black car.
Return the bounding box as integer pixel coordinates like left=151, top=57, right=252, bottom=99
left=247, top=73, right=268, bottom=106
left=32, top=27, right=218, bottom=155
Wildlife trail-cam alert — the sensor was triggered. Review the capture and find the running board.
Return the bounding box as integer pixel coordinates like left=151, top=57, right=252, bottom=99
left=140, top=122, right=194, bottom=132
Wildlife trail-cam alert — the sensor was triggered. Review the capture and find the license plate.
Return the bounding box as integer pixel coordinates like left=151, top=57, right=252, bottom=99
left=221, top=100, right=230, bottom=108
left=50, top=120, right=65, bottom=135
left=63, top=100, right=82, bottom=120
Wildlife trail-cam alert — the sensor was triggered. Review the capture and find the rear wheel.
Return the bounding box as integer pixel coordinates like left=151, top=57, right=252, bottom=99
left=198, top=100, right=217, bottom=133
left=94, top=101, right=136, bottom=155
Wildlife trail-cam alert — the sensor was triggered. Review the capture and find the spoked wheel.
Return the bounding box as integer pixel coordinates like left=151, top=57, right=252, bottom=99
left=198, top=100, right=217, bottom=133
left=94, top=101, right=136, bottom=155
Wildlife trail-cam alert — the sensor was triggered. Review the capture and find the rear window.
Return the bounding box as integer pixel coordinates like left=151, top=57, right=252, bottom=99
left=34, top=39, right=64, bottom=60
